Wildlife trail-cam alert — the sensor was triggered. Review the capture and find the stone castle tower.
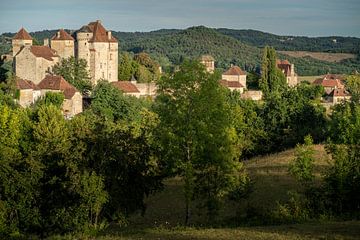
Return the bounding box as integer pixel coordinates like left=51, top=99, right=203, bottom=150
left=12, top=28, right=33, bottom=56
left=199, top=55, right=215, bottom=73
left=75, top=20, right=118, bottom=84
left=50, top=29, right=75, bottom=59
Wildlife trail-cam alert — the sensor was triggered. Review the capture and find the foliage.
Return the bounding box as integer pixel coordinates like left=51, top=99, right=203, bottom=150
left=289, top=135, right=315, bottom=184
left=118, top=52, right=135, bottom=81
left=34, top=92, right=65, bottom=108
left=154, top=60, right=249, bottom=223
left=345, top=73, right=360, bottom=103
left=52, top=56, right=92, bottom=95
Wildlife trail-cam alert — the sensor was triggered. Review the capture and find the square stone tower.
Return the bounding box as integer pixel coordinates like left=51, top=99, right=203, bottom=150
left=75, top=20, right=118, bottom=84
left=12, top=28, right=33, bottom=56
left=50, top=29, right=75, bottom=60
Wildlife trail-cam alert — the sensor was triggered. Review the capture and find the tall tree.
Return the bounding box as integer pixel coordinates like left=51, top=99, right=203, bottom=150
left=154, top=60, right=248, bottom=224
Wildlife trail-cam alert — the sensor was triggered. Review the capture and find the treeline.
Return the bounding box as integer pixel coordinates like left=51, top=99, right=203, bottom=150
left=1, top=26, right=360, bottom=76
left=0, top=49, right=360, bottom=238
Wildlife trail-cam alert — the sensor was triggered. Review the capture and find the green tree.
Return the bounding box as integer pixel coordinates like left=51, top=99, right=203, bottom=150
left=289, top=135, right=315, bottom=184
left=118, top=52, right=134, bottom=81
left=155, top=60, right=248, bottom=223
left=260, top=46, right=287, bottom=96
left=52, top=56, right=92, bottom=95
left=345, top=73, right=360, bottom=103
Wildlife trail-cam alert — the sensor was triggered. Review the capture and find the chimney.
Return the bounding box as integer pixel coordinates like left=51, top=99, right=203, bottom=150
left=43, top=38, right=49, bottom=47
left=96, top=20, right=101, bottom=24
left=107, top=31, right=112, bottom=40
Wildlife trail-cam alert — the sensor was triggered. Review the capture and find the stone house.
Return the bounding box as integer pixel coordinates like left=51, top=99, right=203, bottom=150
left=219, top=79, right=244, bottom=93
left=15, top=78, right=41, bottom=107
left=200, top=55, right=215, bottom=73
left=313, top=74, right=345, bottom=94
left=12, top=28, right=33, bottom=57
left=276, top=60, right=298, bottom=87
left=75, top=20, right=118, bottom=84
left=14, top=44, right=60, bottom=84
left=111, top=81, right=141, bottom=97
left=327, top=88, right=351, bottom=105
left=222, top=65, right=247, bottom=89
left=49, top=29, right=75, bottom=59
left=38, top=75, right=83, bottom=117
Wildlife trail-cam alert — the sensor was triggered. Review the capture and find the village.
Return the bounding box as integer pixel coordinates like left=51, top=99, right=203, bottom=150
left=8, top=20, right=352, bottom=117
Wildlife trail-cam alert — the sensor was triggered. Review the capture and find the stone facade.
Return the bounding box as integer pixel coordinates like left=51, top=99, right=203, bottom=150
left=222, top=65, right=247, bottom=88
left=75, top=20, right=118, bottom=85
left=241, top=90, right=263, bottom=101
left=50, top=29, right=75, bottom=59
left=14, top=45, right=60, bottom=84
left=200, top=55, right=215, bottom=73
left=277, top=60, right=298, bottom=87
left=12, top=28, right=33, bottom=57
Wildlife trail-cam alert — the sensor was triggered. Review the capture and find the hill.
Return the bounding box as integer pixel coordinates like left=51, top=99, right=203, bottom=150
left=278, top=51, right=357, bottom=63
left=1, top=27, right=359, bottom=75
left=216, top=28, right=360, bottom=54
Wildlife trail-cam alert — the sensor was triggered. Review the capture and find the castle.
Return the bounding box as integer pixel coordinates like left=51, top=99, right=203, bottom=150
left=13, top=20, right=118, bottom=85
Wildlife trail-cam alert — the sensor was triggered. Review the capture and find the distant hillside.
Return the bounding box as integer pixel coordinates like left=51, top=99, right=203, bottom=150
left=217, top=28, right=360, bottom=54
left=1, top=27, right=359, bottom=75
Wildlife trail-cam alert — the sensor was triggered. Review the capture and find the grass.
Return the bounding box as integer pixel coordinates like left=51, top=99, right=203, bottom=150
left=278, top=51, right=356, bottom=63
left=297, top=76, right=322, bottom=83
left=50, top=145, right=360, bottom=239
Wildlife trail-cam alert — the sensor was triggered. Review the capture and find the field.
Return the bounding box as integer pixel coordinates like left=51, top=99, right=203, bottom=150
left=278, top=51, right=356, bottom=63
left=50, top=146, right=360, bottom=239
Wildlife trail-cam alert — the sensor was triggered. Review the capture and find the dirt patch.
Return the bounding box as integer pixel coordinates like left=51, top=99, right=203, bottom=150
left=278, top=51, right=356, bottom=63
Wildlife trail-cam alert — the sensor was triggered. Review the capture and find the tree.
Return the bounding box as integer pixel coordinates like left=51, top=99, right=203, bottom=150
left=260, top=46, right=287, bottom=96
left=118, top=52, right=134, bottom=81
left=154, top=60, right=248, bottom=224
left=346, top=73, right=360, bottom=103
left=52, top=56, right=92, bottom=95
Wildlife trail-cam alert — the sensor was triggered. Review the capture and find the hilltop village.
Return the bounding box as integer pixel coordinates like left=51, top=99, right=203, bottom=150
left=10, top=20, right=351, bottom=117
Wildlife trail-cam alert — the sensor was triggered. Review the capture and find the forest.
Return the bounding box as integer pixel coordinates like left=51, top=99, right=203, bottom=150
left=0, top=46, right=359, bottom=239
left=1, top=26, right=360, bottom=76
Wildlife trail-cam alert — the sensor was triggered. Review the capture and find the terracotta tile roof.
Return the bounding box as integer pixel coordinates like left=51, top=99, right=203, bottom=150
left=330, top=88, right=351, bottom=97
left=223, top=66, right=246, bottom=76
left=16, top=78, right=33, bottom=89
left=30, top=46, right=59, bottom=61
left=277, top=59, right=293, bottom=76
left=313, top=75, right=344, bottom=88
left=86, top=20, right=117, bottom=43
left=276, top=59, right=290, bottom=65
left=51, top=29, right=74, bottom=41
left=38, top=75, right=79, bottom=99
left=200, top=55, right=214, bottom=61
left=111, top=81, right=140, bottom=93
left=13, top=28, right=33, bottom=40
left=219, top=80, right=244, bottom=88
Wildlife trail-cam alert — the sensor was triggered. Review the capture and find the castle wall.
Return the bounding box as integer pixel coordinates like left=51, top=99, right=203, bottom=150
left=51, top=40, right=74, bottom=59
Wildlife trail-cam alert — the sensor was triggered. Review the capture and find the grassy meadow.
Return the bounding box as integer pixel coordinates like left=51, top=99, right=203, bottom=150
left=49, top=145, right=360, bottom=239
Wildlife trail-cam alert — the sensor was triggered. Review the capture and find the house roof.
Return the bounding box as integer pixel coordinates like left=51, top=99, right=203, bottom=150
left=219, top=80, right=244, bottom=88
left=111, top=81, right=140, bottom=93
left=277, top=59, right=293, bottom=76
left=200, top=55, right=214, bottom=61
left=13, top=28, right=33, bottom=40
left=38, top=75, right=79, bottom=99
left=330, top=88, right=351, bottom=97
left=51, top=29, right=74, bottom=41
left=30, top=46, right=59, bottom=61
left=16, top=78, right=40, bottom=90
left=223, top=66, right=246, bottom=76
left=313, top=75, right=344, bottom=88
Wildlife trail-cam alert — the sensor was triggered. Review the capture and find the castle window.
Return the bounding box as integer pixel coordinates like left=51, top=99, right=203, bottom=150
left=110, top=54, right=112, bottom=60
left=100, top=63, right=102, bottom=69
left=102, top=72, right=105, bottom=78
left=85, top=42, right=87, bottom=46
left=109, top=73, right=111, bottom=79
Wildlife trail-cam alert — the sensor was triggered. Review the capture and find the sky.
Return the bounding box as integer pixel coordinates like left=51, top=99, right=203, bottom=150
left=0, top=0, right=359, bottom=37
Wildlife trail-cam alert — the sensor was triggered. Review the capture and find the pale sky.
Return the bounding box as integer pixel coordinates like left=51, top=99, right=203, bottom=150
left=0, top=0, right=359, bottom=37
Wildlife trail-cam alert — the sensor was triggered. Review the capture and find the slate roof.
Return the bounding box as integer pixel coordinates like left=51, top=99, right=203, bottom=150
left=38, top=75, right=79, bottom=99
left=111, top=81, right=140, bottom=93
left=13, top=28, right=33, bottom=40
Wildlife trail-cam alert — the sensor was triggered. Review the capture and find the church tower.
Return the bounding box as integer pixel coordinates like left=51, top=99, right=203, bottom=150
left=12, top=28, right=33, bottom=56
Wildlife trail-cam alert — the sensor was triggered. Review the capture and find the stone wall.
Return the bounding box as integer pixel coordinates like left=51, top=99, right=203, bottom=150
left=222, top=74, right=247, bottom=88
left=51, top=40, right=74, bottom=59
left=12, top=39, right=32, bottom=56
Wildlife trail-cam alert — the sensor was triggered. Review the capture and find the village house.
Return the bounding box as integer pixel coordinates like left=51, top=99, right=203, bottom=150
left=222, top=65, right=247, bottom=89
left=327, top=88, right=351, bottom=104
left=111, top=81, right=141, bottom=98
left=219, top=79, right=244, bottom=93
left=276, top=60, right=298, bottom=87
left=37, top=75, right=83, bottom=117
left=15, top=78, right=41, bottom=107
left=200, top=55, right=215, bottom=73
left=313, top=74, right=345, bottom=94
